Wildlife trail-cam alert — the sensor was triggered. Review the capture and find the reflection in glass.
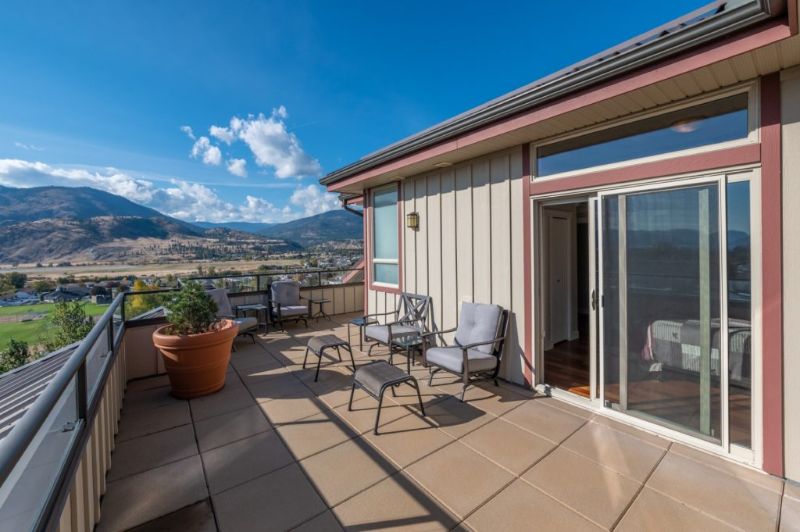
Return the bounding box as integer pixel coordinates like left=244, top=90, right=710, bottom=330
left=727, top=180, right=751, bottom=448
left=538, top=94, right=749, bottom=176
left=603, top=184, right=722, bottom=441
left=372, top=185, right=399, bottom=285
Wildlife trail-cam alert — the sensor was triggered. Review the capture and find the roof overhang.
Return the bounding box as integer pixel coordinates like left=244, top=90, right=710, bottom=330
left=322, top=0, right=791, bottom=192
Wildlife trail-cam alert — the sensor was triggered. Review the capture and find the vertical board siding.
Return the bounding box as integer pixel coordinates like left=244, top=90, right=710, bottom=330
left=365, top=146, right=526, bottom=384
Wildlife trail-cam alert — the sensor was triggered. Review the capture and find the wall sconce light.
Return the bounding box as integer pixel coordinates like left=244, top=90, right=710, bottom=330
left=406, top=212, right=420, bottom=231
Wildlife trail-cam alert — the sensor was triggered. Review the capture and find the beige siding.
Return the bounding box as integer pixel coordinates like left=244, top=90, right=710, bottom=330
left=366, top=146, right=527, bottom=384
left=781, top=66, right=800, bottom=482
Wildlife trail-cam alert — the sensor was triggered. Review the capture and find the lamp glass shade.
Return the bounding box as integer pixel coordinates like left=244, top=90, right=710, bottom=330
left=406, top=212, right=419, bottom=230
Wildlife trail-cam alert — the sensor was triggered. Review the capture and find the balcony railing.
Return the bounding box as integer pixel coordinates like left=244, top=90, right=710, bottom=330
left=0, top=268, right=364, bottom=531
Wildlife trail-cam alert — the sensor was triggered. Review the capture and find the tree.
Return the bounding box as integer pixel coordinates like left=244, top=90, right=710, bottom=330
left=32, top=279, right=55, bottom=294
left=4, top=272, right=27, bottom=289
left=45, top=301, right=93, bottom=352
left=0, top=339, right=31, bottom=373
left=126, top=279, right=159, bottom=318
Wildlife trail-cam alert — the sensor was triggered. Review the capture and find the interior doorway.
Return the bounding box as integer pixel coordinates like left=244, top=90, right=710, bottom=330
left=541, top=200, right=593, bottom=398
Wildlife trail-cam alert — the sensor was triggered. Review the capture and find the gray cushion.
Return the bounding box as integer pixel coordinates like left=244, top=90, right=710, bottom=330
left=425, top=346, right=498, bottom=374
left=272, top=280, right=300, bottom=306
left=364, top=324, right=420, bottom=344
left=234, top=317, right=258, bottom=332
left=354, top=361, right=411, bottom=397
left=207, top=288, right=233, bottom=318
left=455, top=302, right=502, bottom=354
left=279, top=304, right=308, bottom=317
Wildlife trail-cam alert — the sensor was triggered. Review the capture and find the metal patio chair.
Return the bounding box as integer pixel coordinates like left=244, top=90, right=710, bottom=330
left=269, top=280, right=312, bottom=330
left=422, top=302, right=509, bottom=401
left=363, top=292, right=432, bottom=359
left=207, top=288, right=258, bottom=347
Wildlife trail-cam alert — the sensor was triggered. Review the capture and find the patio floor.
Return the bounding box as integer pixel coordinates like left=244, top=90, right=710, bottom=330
left=97, top=313, right=799, bottom=531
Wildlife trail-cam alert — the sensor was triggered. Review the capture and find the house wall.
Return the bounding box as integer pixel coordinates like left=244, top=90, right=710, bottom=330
left=366, top=146, right=527, bottom=385
left=780, top=65, right=800, bottom=482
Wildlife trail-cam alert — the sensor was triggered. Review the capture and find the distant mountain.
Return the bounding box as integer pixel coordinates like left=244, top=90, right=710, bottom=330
left=193, top=221, right=275, bottom=234
left=258, top=210, right=362, bottom=247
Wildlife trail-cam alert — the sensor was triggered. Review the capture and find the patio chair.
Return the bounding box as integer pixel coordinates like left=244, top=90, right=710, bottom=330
left=206, top=288, right=258, bottom=346
left=422, top=302, right=509, bottom=401
left=269, top=280, right=311, bottom=330
left=363, top=292, right=431, bottom=358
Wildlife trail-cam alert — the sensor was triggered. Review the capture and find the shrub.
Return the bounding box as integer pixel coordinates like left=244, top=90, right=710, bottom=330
left=0, top=339, right=31, bottom=373
left=45, top=301, right=94, bottom=352
left=164, top=282, right=218, bottom=335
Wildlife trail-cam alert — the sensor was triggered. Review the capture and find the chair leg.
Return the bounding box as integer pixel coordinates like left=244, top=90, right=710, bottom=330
left=367, top=343, right=376, bottom=357
left=314, top=349, right=323, bottom=382
left=428, top=367, right=440, bottom=387
left=460, top=373, right=470, bottom=402
left=302, top=347, right=309, bottom=369
left=348, top=383, right=356, bottom=411
left=344, top=345, right=356, bottom=372
left=374, top=392, right=384, bottom=435
left=335, top=345, right=342, bottom=362
left=411, top=379, right=426, bottom=416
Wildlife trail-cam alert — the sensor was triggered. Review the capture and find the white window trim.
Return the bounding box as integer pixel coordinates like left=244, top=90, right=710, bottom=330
left=530, top=81, right=760, bottom=182
left=370, top=183, right=400, bottom=288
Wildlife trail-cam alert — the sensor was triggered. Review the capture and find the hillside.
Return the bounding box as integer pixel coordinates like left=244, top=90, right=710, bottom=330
left=193, top=221, right=275, bottom=234
left=258, top=210, right=362, bottom=246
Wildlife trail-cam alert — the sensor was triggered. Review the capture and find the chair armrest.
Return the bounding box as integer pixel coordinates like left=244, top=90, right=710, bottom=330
left=363, top=310, right=397, bottom=319
left=460, top=335, right=507, bottom=351
left=421, top=327, right=455, bottom=338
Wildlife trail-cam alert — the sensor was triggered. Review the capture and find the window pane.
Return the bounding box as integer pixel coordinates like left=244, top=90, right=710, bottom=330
left=727, top=180, right=751, bottom=448
left=538, top=94, right=749, bottom=176
left=603, top=184, right=722, bottom=442
left=373, top=187, right=398, bottom=260
left=374, top=263, right=398, bottom=285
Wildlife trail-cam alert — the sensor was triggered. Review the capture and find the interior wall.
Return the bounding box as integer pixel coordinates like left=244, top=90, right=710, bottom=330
left=366, top=146, right=527, bottom=384
left=541, top=204, right=580, bottom=351
left=781, top=66, right=800, bottom=482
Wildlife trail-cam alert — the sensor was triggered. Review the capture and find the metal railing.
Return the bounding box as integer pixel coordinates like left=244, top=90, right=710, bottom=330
left=0, top=292, right=126, bottom=531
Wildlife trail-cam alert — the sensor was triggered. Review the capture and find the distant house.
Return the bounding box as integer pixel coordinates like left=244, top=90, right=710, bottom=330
left=42, top=287, right=86, bottom=303
left=91, top=294, right=112, bottom=304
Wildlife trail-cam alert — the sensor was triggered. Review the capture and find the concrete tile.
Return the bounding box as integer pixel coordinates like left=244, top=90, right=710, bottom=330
left=300, top=439, right=398, bottom=506
left=405, top=441, right=514, bottom=519
left=128, top=499, right=216, bottom=532
left=617, top=487, right=736, bottom=532
left=117, top=402, right=192, bottom=442
left=97, top=456, right=208, bottom=532
left=246, top=371, right=306, bottom=402
left=781, top=492, right=800, bottom=532
left=259, top=389, right=328, bottom=425
left=194, top=404, right=271, bottom=452
left=671, top=443, right=784, bottom=493
left=213, top=463, right=327, bottom=532
left=561, top=421, right=667, bottom=482
left=590, top=414, right=671, bottom=449
left=424, top=396, right=495, bottom=439
left=648, top=452, right=781, bottom=532
left=108, top=424, right=197, bottom=481
left=466, top=478, right=601, bottom=532
left=331, top=394, right=413, bottom=434
left=539, top=396, right=594, bottom=420
left=501, top=398, right=587, bottom=443
left=123, top=385, right=186, bottom=413
left=332, top=473, right=458, bottom=532
left=458, top=383, right=530, bottom=417
left=189, top=385, right=254, bottom=422
left=522, top=447, right=641, bottom=529
left=461, top=418, right=556, bottom=475
left=786, top=481, right=800, bottom=501
left=126, top=375, right=170, bottom=393
left=363, top=412, right=454, bottom=468
left=275, top=413, right=356, bottom=460
left=203, top=431, right=295, bottom=494
left=291, top=511, right=343, bottom=532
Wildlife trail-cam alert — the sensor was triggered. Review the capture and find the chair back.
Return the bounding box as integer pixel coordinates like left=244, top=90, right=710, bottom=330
left=271, top=280, right=301, bottom=306
left=396, top=293, right=432, bottom=332
left=455, top=303, right=508, bottom=358
left=206, top=288, right=233, bottom=318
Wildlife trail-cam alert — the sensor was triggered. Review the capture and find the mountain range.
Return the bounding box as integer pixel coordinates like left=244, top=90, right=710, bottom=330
left=0, top=185, right=362, bottom=264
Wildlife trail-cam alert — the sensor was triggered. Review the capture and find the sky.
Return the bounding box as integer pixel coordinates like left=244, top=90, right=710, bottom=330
left=0, top=0, right=706, bottom=224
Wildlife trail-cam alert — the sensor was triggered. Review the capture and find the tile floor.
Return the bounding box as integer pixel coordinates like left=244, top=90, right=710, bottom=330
left=98, top=313, right=799, bottom=532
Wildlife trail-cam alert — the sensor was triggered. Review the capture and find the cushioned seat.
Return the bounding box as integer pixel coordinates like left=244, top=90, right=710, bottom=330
left=279, top=305, right=309, bottom=317
left=270, top=280, right=310, bottom=329
left=364, top=324, right=420, bottom=344
left=206, top=288, right=258, bottom=346
left=424, top=346, right=498, bottom=374
left=234, top=316, right=258, bottom=332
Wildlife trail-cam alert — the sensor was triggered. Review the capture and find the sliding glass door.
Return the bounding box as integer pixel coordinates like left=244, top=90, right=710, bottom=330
left=600, top=179, right=727, bottom=442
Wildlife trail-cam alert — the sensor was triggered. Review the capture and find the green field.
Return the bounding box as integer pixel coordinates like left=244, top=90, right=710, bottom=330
left=0, top=303, right=109, bottom=348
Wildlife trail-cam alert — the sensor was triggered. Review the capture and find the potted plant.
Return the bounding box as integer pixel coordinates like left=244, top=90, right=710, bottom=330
left=152, top=281, right=239, bottom=398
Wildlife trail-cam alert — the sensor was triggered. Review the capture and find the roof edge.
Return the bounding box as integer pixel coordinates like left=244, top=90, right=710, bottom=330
left=321, top=0, right=785, bottom=186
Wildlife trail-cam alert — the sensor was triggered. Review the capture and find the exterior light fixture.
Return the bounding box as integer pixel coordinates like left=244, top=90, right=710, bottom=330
left=433, top=161, right=453, bottom=168
left=406, top=212, right=420, bottom=230
left=671, top=118, right=700, bottom=133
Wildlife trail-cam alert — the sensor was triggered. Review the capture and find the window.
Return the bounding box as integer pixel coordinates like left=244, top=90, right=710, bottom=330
left=536, top=92, right=750, bottom=177
left=371, top=184, right=399, bottom=286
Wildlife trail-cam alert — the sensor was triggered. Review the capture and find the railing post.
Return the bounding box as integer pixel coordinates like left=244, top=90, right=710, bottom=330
left=318, top=272, right=322, bottom=287
left=76, top=360, right=87, bottom=422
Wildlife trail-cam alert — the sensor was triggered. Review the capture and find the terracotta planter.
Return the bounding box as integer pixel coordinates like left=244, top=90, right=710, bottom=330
left=152, top=319, right=239, bottom=399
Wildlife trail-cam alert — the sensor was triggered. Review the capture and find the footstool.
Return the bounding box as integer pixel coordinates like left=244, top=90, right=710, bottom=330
left=348, top=360, right=426, bottom=435
left=304, top=335, right=356, bottom=382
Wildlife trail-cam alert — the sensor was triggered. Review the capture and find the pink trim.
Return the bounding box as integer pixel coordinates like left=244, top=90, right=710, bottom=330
left=342, top=259, right=365, bottom=284
left=328, top=20, right=790, bottom=193
left=790, top=0, right=798, bottom=35
left=345, top=196, right=363, bottom=206
left=367, top=182, right=403, bottom=295
left=529, top=144, right=761, bottom=196
left=521, top=144, right=534, bottom=387
left=760, top=73, right=783, bottom=477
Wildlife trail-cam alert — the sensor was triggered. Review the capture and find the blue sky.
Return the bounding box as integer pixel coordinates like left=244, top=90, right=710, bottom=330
left=0, top=0, right=705, bottom=223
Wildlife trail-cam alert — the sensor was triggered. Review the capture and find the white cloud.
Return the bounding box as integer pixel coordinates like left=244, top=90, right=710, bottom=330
left=208, top=106, right=322, bottom=179
left=179, top=125, right=195, bottom=140
left=0, top=158, right=306, bottom=224
left=189, top=136, right=222, bottom=166
left=209, top=125, right=235, bottom=145
left=290, top=184, right=340, bottom=217
left=14, top=141, right=44, bottom=151
left=226, top=158, right=247, bottom=177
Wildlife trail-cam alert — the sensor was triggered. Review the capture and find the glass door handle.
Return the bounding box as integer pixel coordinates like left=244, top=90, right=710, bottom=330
left=591, top=289, right=597, bottom=311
